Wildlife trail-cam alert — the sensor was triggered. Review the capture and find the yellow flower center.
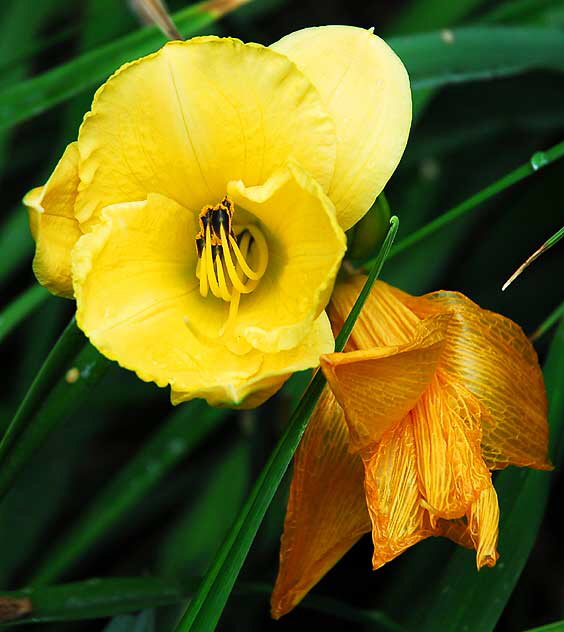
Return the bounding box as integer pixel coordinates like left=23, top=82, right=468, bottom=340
left=195, top=195, right=268, bottom=324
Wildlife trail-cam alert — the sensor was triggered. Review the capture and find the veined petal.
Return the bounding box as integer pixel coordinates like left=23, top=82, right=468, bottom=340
left=321, top=313, right=450, bottom=452
left=73, top=193, right=333, bottom=407
left=172, top=311, right=335, bottom=409
left=364, top=415, right=436, bottom=570
left=328, top=276, right=421, bottom=350
left=271, top=26, right=411, bottom=230
left=271, top=386, right=370, bottom=619
left=76, top=37, right=336, bottom=226
left=412, top=371, right=492, bottom=524
left=23, top=143, right=81, bottom=298
left=439, top=483, right=500, bottom=569
left=227, top=161, right=346, bottom=353
left=397, top=291, right=550, bottom=470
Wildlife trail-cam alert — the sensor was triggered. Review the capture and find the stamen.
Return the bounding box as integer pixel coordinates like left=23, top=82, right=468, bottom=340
left=195, top=196, right=268, bottom=329
left=204, top=223, right=222, bottom=299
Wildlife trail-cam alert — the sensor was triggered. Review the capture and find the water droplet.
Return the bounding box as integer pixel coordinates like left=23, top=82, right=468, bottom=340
left=530, top=151, right=548, bottom=171
left=441, top=29, right=455, bottom=44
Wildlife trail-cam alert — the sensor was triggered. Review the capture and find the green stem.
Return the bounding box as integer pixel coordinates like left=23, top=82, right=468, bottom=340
left=174, top=217, right=399, bottom=632
left=0, top=286, right=49, bottom=344
left=361, top=140, right=564, bottom=268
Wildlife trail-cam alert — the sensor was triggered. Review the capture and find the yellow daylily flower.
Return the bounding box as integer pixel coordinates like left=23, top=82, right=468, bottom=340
left=23, top=28, right=411, bottom=407
left=271, top=275, right=550, bottom=618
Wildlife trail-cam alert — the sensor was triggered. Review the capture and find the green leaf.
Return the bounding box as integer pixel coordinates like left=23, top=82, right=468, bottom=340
left=386, top=0, right=487, bottom=35
left=0, top=577, right=401, bottom=629
left=0, top=286, right=49, bottom=344
left=32, top=400, right=227, bottom=585
left=418, top=315, right=564, bottom=631
left=0, top=0, right=247, bottom=132
left=524, top=621, right=564, bottom=632
left=0, top=331, right=112, bottom=501
left=389, top=27, right=564, bottom=91
left=360, top=139, right=564, bottom=268
left=173, top=217, right=399, bottom=632
left=0, top=319, right=85, bottom=469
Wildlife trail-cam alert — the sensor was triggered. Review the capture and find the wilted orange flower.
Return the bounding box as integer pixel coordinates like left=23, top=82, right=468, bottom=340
left=271, top=275, right=550, bottom=618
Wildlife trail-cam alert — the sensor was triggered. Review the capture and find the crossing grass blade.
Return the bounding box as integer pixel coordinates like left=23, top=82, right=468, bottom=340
left=172, top=217, right=399, bottom=632
left=0, top=577, right=402, bottom=629
left=417, top=315, right=564, bottom=632
left=0, top=336, right=112, bottom=501
left=361, top=139, right=564, bottom=268
left=0, top=286, right=49, bottom=344
left=0, top=0, right=249, bottom=132
left=31, top=402, right=228, bottom=585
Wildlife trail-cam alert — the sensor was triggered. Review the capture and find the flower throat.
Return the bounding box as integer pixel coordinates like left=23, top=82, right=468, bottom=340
left=195, top=196, right=268, bottom=322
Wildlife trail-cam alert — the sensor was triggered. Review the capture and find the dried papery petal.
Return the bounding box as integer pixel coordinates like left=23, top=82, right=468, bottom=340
left=397, top=291, right=550, bottom=470
left=271, top=387, right=370, bottom=619
left=321, top=313, right=450, bottom=452
left=412, top=371, right=491, bottom=525
left=364, top=415, right=436, bottom=570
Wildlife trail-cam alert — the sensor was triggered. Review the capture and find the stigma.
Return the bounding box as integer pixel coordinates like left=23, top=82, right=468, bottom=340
left=195, top=196, right=268, bottom=324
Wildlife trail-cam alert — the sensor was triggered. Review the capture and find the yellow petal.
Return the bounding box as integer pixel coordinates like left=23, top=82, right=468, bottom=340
left=271, top=386, right=370, bottom=618
left=321, top=313, right=450, bottom=452
left=364, top=415, right=436, bottom=570
left=73, top=193, right=333, bottom=407
left=271, top=26, right=411, bottom=230
left=76, top=37, right=336, bottom=226
left=172, top=311, right=335, bottom=408
left=412, top=371, right=491, bottom=524
left=398, top=290, right=550, bottom=470
left=227, top=161, right=346, bottom=353
left=439, top=483, right=500, bottom=569
left=328, top=276, right=421, bottom=349
left=23, top=143, right=81, bottom=298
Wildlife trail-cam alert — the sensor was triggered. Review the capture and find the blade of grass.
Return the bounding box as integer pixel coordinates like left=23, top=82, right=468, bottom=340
left=389, top=27, right=564, bottom=92
left=0, top=340, right=112, bottom=501
left=0, top=0, right=249, bottom=132
left=502, top=225, right=564, bottom=290
left=173, top=217, right=399, bottom=632
left=0, top=318, right=84, bottom=466
left=0, top=578, right=402, bottom=629
left=531, top=299, right=564, bottom=342
left=386, top=0, right=486, bottom=34
left=0, top=286, right=50, bottom=344
left=418, top=315, right=564, bottom=631
left=361, top=140, right=564, bottom=268
left=524, top=621, right=564, bottom=632
left=31, top=401, right=227, bottom=585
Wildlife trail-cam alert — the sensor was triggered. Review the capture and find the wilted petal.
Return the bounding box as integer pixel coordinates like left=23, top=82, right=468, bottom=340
left=439, top=483, right=500, bottom=569
left=271, top=26, right=411, bottom=230
left=76, top=37, right=336, bottom=226
left=23, top=143, right=81, bottom=298
left=364, top=415, right=436, bottom=570
left=271, top=386, right=370, bottom=618
left=412, top=371, right=491, bottom=524
left=321, top=313, right=450, bottom=452
left=398, top=291, right=550, bottom=470
left=329, top=276, right=420, bottom=350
